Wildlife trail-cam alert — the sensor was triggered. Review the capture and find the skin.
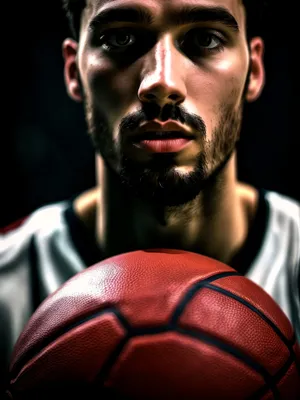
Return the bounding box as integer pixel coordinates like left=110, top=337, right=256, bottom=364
left=63, top=0, right=265, bottom=266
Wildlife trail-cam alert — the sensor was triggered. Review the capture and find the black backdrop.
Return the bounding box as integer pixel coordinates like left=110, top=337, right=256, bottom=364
left=1, top=1, right=297, bottom=227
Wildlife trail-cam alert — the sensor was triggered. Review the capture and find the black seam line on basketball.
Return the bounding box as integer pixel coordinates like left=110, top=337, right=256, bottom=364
left=273, top=352, right=299, bottom=386
left=93, top=335, right=130, bottom=387
left=176, top=327, right=280, bottom=399
left=93, top=325, right=176, bottom=387
left=204, top=283, right=295, bottom=353
left=247, top=353, right=296, bottom=400
left=246, top=383, right=270, bottom=400
left=170, top=271, right=240, bottom=326
left=11, top=308, right=131, bottom=380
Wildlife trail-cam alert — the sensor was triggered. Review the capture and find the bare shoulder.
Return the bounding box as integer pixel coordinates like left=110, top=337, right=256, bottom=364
left=73, top=187, right=100, bottom=232
left=237, top=182, right=259, bottom=223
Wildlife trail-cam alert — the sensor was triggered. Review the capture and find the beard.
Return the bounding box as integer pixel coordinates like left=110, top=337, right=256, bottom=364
left=85, top=100, right=243, bottom=207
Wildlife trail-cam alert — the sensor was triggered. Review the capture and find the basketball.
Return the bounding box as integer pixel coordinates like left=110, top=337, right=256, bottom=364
left=7, top=250, right=300, bottom=399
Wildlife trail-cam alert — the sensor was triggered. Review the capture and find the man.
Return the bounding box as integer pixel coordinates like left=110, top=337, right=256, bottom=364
left=1, top=0, right=299, bottom=391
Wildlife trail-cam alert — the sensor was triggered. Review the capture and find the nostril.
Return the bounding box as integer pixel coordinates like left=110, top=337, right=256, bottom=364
left=168, top=94, right=180, bottom=101
left=145, top=94, right=156, bottom=101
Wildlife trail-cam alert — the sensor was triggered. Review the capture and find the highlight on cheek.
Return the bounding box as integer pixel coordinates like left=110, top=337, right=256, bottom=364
left=213, top=48, right=248, bottom=77
left=215, top=59, right=232, bottom=71
left=82, top=52, right=101, bottom=75
left=85, top=51, right=117, bottom=84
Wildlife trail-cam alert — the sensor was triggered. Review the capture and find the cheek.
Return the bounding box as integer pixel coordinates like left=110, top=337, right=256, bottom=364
left=186, top=51, right=248, bottom=135
left=80, top=51, right=140, bottom=116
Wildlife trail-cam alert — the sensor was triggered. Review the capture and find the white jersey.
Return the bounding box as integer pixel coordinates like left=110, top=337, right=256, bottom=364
left=0, top=189, right=299, bottom=388
left=246, top=191, right=300, bottom=340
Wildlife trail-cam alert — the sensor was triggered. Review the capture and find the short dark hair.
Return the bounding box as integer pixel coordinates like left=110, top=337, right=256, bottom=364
left=62, top=0, right=85, bottom=40
left=62, top=0, right=268, bottom=41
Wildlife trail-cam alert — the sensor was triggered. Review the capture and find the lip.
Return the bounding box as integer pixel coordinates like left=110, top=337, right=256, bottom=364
left=130, top=120, right=196, bottom=141
left=135, top=138, right=192, bottom=153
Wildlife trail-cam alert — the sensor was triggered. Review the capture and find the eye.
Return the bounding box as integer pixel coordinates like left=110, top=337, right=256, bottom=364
left=99, top=29, right=136, bottom=52
left=193, top=32, right=222, bottom=49
left=180, top=29, right=225, bottom=55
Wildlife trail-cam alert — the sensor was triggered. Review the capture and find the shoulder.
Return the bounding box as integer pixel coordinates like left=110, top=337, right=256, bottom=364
left=1, top=201, right=71, bottom=237
left=0, top=201, right=71, bottom=267
left=262, top=189, right=300, bottom=256
left=263, top=190, right=300, bottom=244
left=247, top=190, right=300, bottom=338
left=264, top=190, right=300, bottom=220
left=264, top=190, right=300, bottom=338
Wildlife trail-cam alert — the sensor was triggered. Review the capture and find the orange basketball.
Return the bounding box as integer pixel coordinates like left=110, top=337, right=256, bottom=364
left=7, top=250, right=300, bottom=399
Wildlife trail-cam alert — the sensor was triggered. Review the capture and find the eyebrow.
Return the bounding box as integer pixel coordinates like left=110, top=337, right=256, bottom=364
left=170, top=6, right=239, bottom=31
left=89, top=6, right=239, bottom=32
left=89, top=7, right=155, bottom=28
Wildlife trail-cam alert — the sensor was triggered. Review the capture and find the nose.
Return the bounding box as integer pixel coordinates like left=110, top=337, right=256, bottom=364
left=138, top=35, right=187, bottom=108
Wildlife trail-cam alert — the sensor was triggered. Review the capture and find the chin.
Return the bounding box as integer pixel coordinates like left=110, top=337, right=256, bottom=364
left=173, top=165, right=196, bottom=175
left=119, top=161, right=206, bottom=207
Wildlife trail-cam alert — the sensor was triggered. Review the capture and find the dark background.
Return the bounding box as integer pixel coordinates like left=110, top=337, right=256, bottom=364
left=1, top=1, right=297, bottom=228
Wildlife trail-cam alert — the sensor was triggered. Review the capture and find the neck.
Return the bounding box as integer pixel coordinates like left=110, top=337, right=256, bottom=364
left=91, top=153, right=255, bottom=266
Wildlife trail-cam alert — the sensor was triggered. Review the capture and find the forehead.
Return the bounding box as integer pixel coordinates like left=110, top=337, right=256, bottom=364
left=85, top=0, right=245, bottom=22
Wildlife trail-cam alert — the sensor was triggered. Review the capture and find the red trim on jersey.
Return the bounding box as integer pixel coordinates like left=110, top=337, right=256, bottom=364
left=0, top=217, right=29, bottom=234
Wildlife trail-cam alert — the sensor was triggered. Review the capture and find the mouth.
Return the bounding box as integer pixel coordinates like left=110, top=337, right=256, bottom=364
left=128, top=120, right=196, bottom=154
left=132, top=131, right=194, bottom=153
left=133, top=130, right=193, bottom=141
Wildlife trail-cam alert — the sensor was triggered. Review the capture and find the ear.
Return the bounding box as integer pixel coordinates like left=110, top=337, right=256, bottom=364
left=245, top=37, right=265, bottom=102
left=62, top=39, right=83, bottom=102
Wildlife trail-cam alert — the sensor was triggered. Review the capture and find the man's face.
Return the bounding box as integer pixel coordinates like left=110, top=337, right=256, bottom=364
left=65, top=0, right=264, bottom=206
